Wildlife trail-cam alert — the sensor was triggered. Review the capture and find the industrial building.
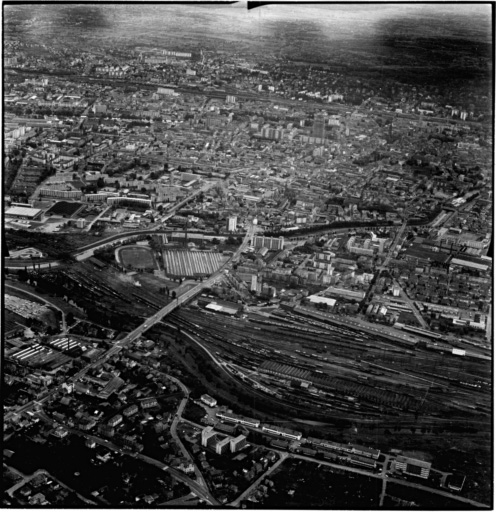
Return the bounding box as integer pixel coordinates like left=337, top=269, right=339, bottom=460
left=5, top=206, right=43, bottom=221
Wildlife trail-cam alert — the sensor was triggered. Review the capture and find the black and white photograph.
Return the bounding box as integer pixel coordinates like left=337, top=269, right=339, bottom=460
left=2, top=1, right=493, bottom=509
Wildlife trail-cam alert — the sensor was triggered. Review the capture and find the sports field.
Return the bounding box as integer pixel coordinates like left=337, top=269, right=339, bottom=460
left=117, top=245, right=158, bottom=270
left=163, top=250, right=227, bottom=278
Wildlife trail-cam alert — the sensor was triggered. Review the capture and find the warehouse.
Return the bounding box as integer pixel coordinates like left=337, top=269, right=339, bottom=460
left=5, top=206, right=43, bottom=221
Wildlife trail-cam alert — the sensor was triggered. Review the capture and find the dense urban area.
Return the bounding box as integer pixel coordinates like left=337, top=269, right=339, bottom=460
left=3, top=4, right=493, bottom=509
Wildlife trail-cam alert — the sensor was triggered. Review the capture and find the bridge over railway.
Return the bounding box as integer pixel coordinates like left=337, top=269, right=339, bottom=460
left=4, top=223, right=255, bottom=423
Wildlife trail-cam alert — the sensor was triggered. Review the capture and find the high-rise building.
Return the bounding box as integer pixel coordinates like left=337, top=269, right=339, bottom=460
left=313, top=114, right=326, bottom=140
left=253, top=236, right=285, bottom=251
left=227, top=216, right=237, bottom=232
left=251, top=274, right=258, bottom=292
left=215, top=437, right=231, bottom=455
left=230, top=435, right=247, bottom=453
left=201, top=426, right=216, bottom=447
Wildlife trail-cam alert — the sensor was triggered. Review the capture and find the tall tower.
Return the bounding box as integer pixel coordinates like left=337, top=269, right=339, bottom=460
left=312, top=114, right=326, bottom=140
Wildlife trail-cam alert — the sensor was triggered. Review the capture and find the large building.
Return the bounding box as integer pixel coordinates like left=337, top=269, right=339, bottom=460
left=206, top=115, right=223, bottom=129
left=230, top=435, right=247, bottom=453
left=107, top=196, right=153, bottom=209
left=201, top=426, right=216, bottom=447
left=394, top=456, right=431, bottom=479
left=227, top=216, right=237, bottom=232
left=312, top=114, right=326, bottom=140
left=253, top=235, right=285, bottom=251
left=216, top=411, right=260, bottom=428
left=201, top=394, right=217, bottom=407
left=215, top=437, right=231, bottom=455
left=5, top=206, right=43, bottom=221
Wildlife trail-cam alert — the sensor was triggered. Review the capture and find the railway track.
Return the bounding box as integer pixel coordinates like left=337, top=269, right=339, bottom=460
left=164, top=307, right=490, bottom=427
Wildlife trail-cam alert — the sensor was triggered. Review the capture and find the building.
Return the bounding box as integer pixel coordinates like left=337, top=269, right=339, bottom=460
left=157, top=86, right=175, bottom=96
left=251, top=274, right=259, bottom=292
left=230, top=434, right=247, bottom=453
left=349, top=454, right=377, bottom=469
left=84, top=192, right=119, bottom=203
left=253, top=235, right=285, bottom=251
left=313, top=114, right=326, bottom=140
left=93, top=103, right=107, bottom=114
left=215, top=437, right=231, bottom=455
left=261, top=127, right=284, bottom=140
left=447, top=474, right=466, bottom=492
left=394, top=456, right=431, bottom=479
left=39, top=189, right=83, bottom=200
left=214, top=422, right=236, bottom=435
left=123, top=404, right=139, bottom=417
left=5, top=206, right=43, bottom=221
left=200, top=394, right=217, bottom=407
left=139, top=397, right=158, bottom=409
left=227, top=216, right=237, bottom=232
left=261, top=424, right=303, bottom=441
left=226, top=95, right=236, bottom=104
left=201, top=426, right=216, bottom=447
left=351, top=444, right=381, bottom=459
left=216, top=411, right=260, bottom=428
left=206, top=115, right=223, bottom=129
left=107, top=196, right=153, bottom=209
left=108, top=414, right=123, bottom=427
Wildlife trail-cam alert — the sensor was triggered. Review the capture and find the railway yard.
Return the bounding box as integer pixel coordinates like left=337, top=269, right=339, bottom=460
left=164, top=303, right=491, bottom=442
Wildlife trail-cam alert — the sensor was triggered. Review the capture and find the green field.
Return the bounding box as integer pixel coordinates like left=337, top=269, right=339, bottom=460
left=117, top=245, right=158, bottom=270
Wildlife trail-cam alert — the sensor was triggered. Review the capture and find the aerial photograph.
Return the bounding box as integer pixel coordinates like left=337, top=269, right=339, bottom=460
left=2, top=1, right=493, bottom=509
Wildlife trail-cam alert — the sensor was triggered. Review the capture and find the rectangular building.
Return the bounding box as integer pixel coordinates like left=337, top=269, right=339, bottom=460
left=108, top=414, right=123, bottom=427
left=201, top=426, right=216, bottom=447
left=215, top=437, right=231, bottom=455
left=5, top=206, right=43, bottom=221
left=253, top=235, right=285, bottom=251
left=230, top=434, right=247, bottom=453
left=227, top=216, right=237, bottom=232
left=394, top=456, right=431, bottom=479
left=201, top=394, right=217, bottom=407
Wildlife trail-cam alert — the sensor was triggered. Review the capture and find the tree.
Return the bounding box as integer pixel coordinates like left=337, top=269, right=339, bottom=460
left=18, top=268, right=29, bottom=282
left=66, top=311, right=75, bottom=325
